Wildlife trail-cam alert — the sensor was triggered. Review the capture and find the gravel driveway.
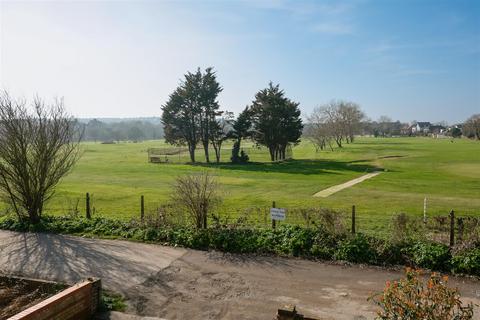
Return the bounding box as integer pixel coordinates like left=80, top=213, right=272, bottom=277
left=1, top=230, right=478, bottom=319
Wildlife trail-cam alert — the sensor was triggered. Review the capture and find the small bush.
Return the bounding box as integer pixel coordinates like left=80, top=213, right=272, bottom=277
left=171, top=172, right=222, bottom=229
left=335, top=233, right=377, bottom=264
left=99, top=290, right=127, bottom=312
left=452, top=248, right=480, bottom=276
left=405, top=242, right=451, bottom=271
left=370, top=268, right=474, bottom=320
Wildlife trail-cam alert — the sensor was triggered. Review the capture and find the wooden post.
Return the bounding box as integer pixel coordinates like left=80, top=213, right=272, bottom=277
left=351, top=205, right=356, bottom=234
left=449, top=210, right=455, bottom=247
left=140, top=195, right=145, bottom=222
left=86, top=193, right=91, bottom=219
left=457, top=217, right=464, bottom=243
left=423, top=197, right=427, bottom=224
left=272, top=201, right=276, bottom=229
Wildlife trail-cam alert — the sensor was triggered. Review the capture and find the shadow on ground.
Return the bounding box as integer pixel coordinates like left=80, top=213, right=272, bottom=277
left=192, top=159, right=381, bottom=175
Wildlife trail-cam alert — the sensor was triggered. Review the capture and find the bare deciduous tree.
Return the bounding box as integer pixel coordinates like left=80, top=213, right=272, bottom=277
left=0, top=91, right=82, bottom=223
left=171, top=171, right=221, bottom=229
left=463, top=114, right=480, bottom=140
left=307, top=100, right=364, bottom=150
left=305, top=111, right=334, bottom=152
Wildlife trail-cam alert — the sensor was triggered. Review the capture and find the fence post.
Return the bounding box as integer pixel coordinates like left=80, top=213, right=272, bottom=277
left=449, top=210, right=455, bottom=247
left=423, top=197, right=427, bottom=224
left=457, top=217, right=464, bottom=243
left=86, top=193, right=91, bottom=219
left=140, top=195, right=145, bottom=222
left=272, top=201, right=276, bottom=229
left=351, top=205, right=356, bottom=234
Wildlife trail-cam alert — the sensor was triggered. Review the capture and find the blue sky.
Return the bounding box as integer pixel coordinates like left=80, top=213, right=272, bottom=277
left=1, top=0, right=479, bottom=123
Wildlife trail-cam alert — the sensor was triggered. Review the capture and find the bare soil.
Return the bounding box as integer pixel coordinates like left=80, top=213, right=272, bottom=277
left=0, top=276, right=64, bottom=320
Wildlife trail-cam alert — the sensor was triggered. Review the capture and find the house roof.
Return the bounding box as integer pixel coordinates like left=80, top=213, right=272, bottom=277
left=416, top=122, right=431, bottom=127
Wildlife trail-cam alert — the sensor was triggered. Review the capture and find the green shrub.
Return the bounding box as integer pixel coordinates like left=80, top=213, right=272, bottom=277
left=376, top=240, right=411, bottom=266
left=406, top=242, right=451, bottom=271
left=309, top=225, right=343, bottom=259
left=452, top=248, right=480, bottom=276
left=335, top=233, right=377, bottom=264
left=99, top=290, right=127, bottom=312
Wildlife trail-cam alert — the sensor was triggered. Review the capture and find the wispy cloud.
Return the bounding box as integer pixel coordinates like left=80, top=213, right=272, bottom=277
left=242, top=0, right=357, bottom=34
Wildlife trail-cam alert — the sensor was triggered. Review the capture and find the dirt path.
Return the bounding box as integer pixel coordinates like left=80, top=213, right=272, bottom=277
left=313, top=172, right=382, bottom=198
left=1, top=230, right=479, bottom=319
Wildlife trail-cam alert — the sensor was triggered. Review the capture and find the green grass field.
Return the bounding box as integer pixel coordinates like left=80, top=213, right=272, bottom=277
left=6, top=137, right=479, bottom=234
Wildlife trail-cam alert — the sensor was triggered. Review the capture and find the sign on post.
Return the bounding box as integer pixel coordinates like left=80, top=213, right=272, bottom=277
left=270, top=207, right=286, bottom=221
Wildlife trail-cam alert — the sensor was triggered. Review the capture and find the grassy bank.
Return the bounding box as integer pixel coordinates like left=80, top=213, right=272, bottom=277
left=1, top=137, right=479, bottom=234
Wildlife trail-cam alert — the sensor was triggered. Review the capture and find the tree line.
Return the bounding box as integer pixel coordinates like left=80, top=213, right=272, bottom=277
left=80, top=118, right=164, bottom=142
left=161, top=68, right=303, bottom=163
left=305, top=108, right=480, bottom=152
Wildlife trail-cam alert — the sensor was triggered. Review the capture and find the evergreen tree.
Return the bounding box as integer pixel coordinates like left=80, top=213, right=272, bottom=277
left=249, top=83, right=303, bottom=161
left=230, top=107, right=252, bottom=163
left=161, top=67, right=222, bottom=163
left=162, top=87, right=199, bottom=162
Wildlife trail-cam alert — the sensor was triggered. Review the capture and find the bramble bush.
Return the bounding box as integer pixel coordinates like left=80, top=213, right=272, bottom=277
left=370, top=268, right=475, bottom=320
left=0, top=215, right=478, bottom=276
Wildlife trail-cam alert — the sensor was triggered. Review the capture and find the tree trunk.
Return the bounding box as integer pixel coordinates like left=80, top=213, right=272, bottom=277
left=188, top=144, right=196, bottom=163
left=203, top=142, right=210, bottom=163
left=214, top=142, right=222, bottom=163
left=269, top=147, right=275, bottom=161
left=281, top=145, right=286, bottom=160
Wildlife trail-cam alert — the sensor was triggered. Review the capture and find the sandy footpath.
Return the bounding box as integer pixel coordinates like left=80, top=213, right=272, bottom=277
left=313, top=172, right=382, bottom=198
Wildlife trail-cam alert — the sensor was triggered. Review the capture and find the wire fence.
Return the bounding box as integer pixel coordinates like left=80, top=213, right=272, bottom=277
left=42, top=193, right=480, bottom=244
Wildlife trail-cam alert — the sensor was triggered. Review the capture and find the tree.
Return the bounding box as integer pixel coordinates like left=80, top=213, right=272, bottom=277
left=450, top=126, right=462, bottom=138
left=171, top=172, right=221, bottom=229
left=127, top=126, right=145, bottom=141
left=463, top=114, right=480, bottom=140
left=305, top=110, right=334, bottom=152
left=162, top=87, right=200, bottom=162
left=209, top=111, right=233, bottom=163
left=161, top=67, right=223, bottom=163
left=313, top=102, right=344, bottom=148
left=0, top=92, right=82, bottom=223
left=85, top=119, right=105, bottom=142
left=198, top=68, right=223, bottom=163
left=337, top=102, right=365, bottom=143
left=249, top=83, right=303, bottom=161
left=308, top=101, right=365, bottom=149
left=230, top=107, right=252, bottom=163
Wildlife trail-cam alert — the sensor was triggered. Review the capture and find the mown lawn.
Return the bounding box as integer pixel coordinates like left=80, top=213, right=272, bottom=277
left=3, top=137, right=479, bottom=234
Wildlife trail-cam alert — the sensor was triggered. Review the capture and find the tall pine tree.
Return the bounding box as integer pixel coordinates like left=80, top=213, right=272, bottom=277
left=161, top=67, right=222, bottom=163
left=250, top=83, right=303, bottom=161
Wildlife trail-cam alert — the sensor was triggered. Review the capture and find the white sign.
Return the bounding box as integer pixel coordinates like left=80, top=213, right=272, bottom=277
left=270, top=208, right=286, bottom=221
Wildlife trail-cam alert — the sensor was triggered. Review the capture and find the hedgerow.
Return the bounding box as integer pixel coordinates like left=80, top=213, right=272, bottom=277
left=0, top=215, right=478, bottom=276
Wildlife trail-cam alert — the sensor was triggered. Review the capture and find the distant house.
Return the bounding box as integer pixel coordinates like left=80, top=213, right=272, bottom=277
left=412, top=122, right=431, bottom=134
left=429, top=125, right=446, bottom=134
left=400, top=124, right=414, bottom=136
